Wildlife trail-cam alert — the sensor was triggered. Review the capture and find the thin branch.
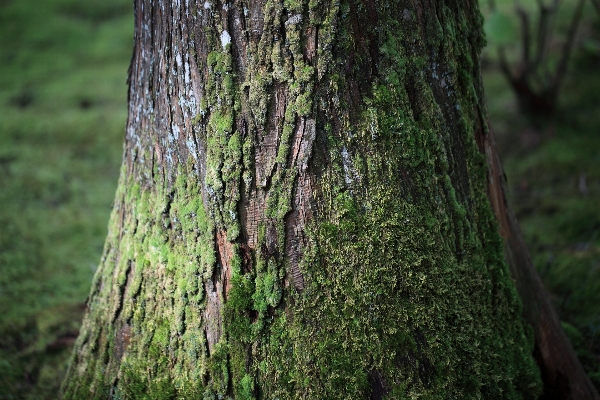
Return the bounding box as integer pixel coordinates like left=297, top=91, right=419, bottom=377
left=552, top=0, right=585, bottom=96
left=516, top=5, right=532, bottom=71
left=531, top=0, right=559, bottom=72
left=590, top=0, right=600, bottom=15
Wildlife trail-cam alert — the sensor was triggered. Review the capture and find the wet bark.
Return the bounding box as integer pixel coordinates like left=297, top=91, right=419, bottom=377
left=61, top=0, right=595, bottom=398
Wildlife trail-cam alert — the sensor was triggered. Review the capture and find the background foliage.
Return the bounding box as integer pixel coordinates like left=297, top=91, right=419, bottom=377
left=481, top=0, right=600, bottom=388
left=0, top=0, right=597, bottom=398
left=0, top=0, right=131, bottom=397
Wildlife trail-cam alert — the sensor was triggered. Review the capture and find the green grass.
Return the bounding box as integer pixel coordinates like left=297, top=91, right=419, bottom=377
left=0, top=0, right=131, bottom=398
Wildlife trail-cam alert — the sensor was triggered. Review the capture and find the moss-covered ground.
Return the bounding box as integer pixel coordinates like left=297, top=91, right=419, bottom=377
left=0, top=0, right=599, bottom=397
left=0, top=0, right=132, bottom=398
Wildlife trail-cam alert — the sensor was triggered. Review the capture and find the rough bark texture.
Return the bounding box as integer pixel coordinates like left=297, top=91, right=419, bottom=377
left=62, top=0, right=553, bottom=398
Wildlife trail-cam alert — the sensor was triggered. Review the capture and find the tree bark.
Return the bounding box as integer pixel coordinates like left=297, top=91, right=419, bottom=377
left=61, top=0, right=592, bottom=398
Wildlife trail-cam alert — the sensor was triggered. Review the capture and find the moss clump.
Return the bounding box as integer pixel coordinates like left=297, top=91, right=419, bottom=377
left=62, top=163, right=217, bottom=398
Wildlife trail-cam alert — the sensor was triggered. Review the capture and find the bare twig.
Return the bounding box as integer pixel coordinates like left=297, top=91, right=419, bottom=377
left=493, top=0, right=585, bottom=116
left=531, top=0, right=560, bottom=73
left=552, top=0, right=585, bottom=97
left=516, top=5, right=532, bottom=69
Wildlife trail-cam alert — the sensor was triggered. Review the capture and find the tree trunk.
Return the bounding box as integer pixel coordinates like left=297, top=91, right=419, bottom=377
left=60, top=0, right=592, bottom=398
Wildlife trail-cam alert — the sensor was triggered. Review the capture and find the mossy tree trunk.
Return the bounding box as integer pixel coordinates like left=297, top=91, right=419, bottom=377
left=61, top=0, right=594, bottom=398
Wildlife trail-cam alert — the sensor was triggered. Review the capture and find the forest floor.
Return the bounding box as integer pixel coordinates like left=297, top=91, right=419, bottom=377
left=0, top=0, right=131, bottom=398
left=0, top=0, right=598, bottom=398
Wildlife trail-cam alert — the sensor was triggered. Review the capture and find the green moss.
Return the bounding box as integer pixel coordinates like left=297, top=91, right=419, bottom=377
left=119, top=361, right=177, bottom=400
left=225, top=274, right=254, bottom=343
left=206, top=340, right=230, bottom=396
left=247, top=71, right=273, bottom=130
left=208, top=110, right=234, bottom=136
left=237, top=374, right=255, bottom=400
left=62, top=160, right=219, bottom=398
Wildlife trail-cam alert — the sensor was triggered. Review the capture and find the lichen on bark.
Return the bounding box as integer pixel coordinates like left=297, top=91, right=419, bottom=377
left=62, top=0, right=543, bottom=398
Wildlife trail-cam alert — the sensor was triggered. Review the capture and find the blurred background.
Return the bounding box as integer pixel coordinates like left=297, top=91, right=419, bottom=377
left=0, top=0, right=131, bottom=397
left=0, top=0, right=598, bottom=398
